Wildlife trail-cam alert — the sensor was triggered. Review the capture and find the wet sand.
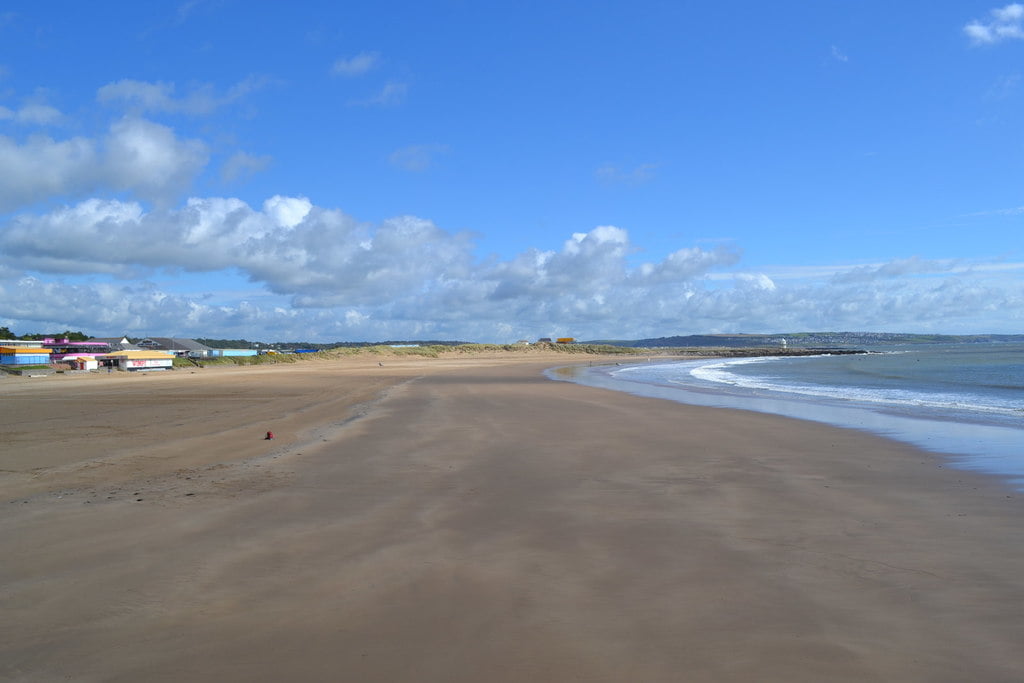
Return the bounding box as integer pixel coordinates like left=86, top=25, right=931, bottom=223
left=2, top=355, right=1024, bottom=682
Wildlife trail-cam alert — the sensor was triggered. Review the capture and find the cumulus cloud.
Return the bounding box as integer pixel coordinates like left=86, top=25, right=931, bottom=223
left=637, top=246, right=741, bottom=284
left=734, top=273, right=777, bottom=291
left=0, top=133, right=97, bottom=210
left=965, top=4, right=1024, bottom=44
left=0, top=275, right=300, bottom=339
left=1, top=196, right=1022, bottom=341
left=263, top=195, right=311, bottom=228
left=0, top=196, right=472, bottom=306
left=0, top=197, right=747, bottom=336
left=331, top=51, right=380, bottom=77
left=0, top=117, right=207, bottom=211
left=104, top=118, right=208, bottom=204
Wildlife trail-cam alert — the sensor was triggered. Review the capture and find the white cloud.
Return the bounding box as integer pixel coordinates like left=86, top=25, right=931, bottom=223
left=263, top=195, right=311, bottom=228
left=637, top=246, right=741, bottom=284
left=97, top=76, right=268, bottom=115
left=352, top=82, right=408, bottom=106
left=0, top=102, right=63, bottom=125
left=97, top=80, right=176, bottom=111
left=0, top=117, right=208, bottom=211
left=389, top=143, right=448, bottom=172
left=965, top=4, right=1024, bottom=44
left=734, top=273, right=777, bottom=291
left=830, top=45, right=849, bottom=62
left=1, top=197, right=1022, bottom=341
left=595, top=162, right=658, bottom=186
left=104, top=118, right=208, bottom=204
left=0, top=199, right=743, bottom=336
left=221, top=151, right=272, bottom=183
left=0, top=133, right=97, bottom=210
left=331, top=51, right=380, bottom=77
left=830, top=256, right=958, bottom=283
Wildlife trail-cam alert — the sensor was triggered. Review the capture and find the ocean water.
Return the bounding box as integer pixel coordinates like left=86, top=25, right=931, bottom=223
left=551, top=342, right=1024, bottom=489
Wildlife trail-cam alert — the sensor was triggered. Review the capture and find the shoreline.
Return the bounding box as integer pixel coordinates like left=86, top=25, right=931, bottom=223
left=3, top=355, right=1024, bottom=681
left=560, top=356, right=1024, bottom=491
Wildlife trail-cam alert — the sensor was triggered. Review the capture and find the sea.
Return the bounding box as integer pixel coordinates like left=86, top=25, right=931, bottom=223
left=550, top=342, right=1024, bottom=489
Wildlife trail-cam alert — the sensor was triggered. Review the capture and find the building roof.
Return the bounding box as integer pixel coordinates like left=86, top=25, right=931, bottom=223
left=0, top=339, right=54, bottom=347
left=88, top=337, right=140, bottom=350
left=100, top=350, right=175, bottom=360
left=137, top=337, right=212, bottom=352
left=0, top=346, right=52, bottom=354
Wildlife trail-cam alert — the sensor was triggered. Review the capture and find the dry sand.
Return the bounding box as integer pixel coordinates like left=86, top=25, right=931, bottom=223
left=2, top=354, right=1024, bottom=682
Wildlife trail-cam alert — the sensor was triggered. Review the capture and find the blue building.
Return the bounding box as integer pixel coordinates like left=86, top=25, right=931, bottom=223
left=0, top=346, right=53, bottom=365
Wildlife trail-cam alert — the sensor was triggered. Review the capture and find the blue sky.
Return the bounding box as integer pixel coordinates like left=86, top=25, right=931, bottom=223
left=1, top=1, right=1022, bottom=342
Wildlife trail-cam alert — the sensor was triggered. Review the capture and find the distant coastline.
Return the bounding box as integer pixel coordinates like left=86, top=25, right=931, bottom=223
left=585, top=331, right=1024, bottom=349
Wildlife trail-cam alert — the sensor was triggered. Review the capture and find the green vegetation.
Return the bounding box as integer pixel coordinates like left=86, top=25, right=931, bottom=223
left=0, top=329, right=90, bottom=341
left=172, top=353, right=305, bottom=368
left=319, top=342, right=649, bottom=358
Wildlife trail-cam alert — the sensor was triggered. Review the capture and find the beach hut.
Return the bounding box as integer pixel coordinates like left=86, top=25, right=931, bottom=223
left=0, top=346, right=52, bottom=365
left=100, top=350, right=175, bottom=372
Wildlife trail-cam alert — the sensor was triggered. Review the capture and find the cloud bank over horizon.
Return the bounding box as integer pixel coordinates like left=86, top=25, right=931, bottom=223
left=3, top=189, right=1019, bottom=341
left=1, top=5, right=1022, bottom=342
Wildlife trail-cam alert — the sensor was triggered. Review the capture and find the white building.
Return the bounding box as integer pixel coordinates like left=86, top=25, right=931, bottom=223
left=100, top=350, right=175, bottom=372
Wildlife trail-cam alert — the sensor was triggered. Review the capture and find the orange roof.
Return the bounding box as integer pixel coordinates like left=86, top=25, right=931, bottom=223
left=0, top=347, right=52, bottom=354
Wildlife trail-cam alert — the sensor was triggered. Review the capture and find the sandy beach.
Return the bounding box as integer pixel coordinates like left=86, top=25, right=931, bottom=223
left=2, top=354, right=1024, bottom=682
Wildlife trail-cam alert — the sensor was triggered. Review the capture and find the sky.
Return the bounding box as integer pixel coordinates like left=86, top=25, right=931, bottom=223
left=1, top=1, right=1023, bottom=343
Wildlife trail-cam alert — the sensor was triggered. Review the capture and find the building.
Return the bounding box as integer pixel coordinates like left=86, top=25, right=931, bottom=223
left=209, top=349, right=258, bottom=358
left=100, top=350, right=175, bottom=372
left=88, top=336, right=140, bottom=351
left=0, top=339, right=56, bottom=348
left=43, top=338, right=111, bottom=361
left=0, top=346, right=52, bottom=365
left=61, top=354, right=100, bottom=371
left=136, top=338, right=214, bottom=357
